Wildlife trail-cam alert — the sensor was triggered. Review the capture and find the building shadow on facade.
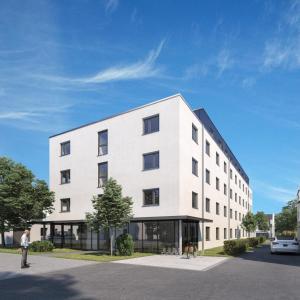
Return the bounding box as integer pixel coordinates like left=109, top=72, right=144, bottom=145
left=0, top=273, right=93, bottom=300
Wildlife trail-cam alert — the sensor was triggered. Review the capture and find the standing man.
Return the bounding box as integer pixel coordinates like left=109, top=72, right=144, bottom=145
left=20, top=230, right=30, bottom=269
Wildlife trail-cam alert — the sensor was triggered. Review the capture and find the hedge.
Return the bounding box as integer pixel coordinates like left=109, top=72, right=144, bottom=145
left=223, top=237, right=265, bottom=255
left=247, top=237, right=259, bottom=248
left=29, top=240, right=54, bottom=252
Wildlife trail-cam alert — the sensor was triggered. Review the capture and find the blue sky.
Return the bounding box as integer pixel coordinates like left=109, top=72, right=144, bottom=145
left=0, top=0, right=299, bottom=213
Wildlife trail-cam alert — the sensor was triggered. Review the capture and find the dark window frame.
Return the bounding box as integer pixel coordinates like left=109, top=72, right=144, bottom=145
left=60, top=141, right=70, bottom=156
left=216, top=202, right=220, bottom=215
left=143, top=188, right=160, bottom=206
left=192, top=124, right=198, bottom=144
left=192, top=158, right=198, bottom=176
left=205, top=169, right=210, bottom=184
left=98, top=130, right=108, bottom=156
left=143, top=114, right=159, bottom=135
left=143, top=151, right=160, bottom=171
left=205, top=198, right=210, bottom=213
left=98, top=162, right=108, bottom=187
left=205, top=140, right=210, bottom=156
left=60, top=169, right=71, bottom=184
left=216, top=152, right=220, bottom=166
left=60, top=198, right=70, bottom=213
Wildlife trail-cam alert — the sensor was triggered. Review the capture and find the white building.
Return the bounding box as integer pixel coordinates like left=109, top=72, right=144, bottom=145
left=31, top=94, right=253, bottom=253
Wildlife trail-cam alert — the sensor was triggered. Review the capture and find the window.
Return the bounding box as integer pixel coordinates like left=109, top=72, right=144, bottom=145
left=192, top=192, right=198, bottom=209
left=98, top=162, right=108, bottom=187
left=235, top=193, right=237, bottom=202
left=192, top=124, right=198, bottom=143
left=224, top=183, right=227, bottom=195
left=230, top=169, right=232, bottom=179
left=60, top=198, right=70, bottom=212
left=216, top=227, right=220, bottom=240
left=235, top=211, right=237, bottom=220
left=243, top=184, right=245, bottom=192
left=192, top=158, right=198, bottom=176
left=230, top=209, right=233, bottom=219
left=216, top=177, right=220, bottom=190
left=98, top=130, right=108, bottom=156
left=224, top=161, right=227, bottom=173
left=230, top=188, right=233, bottom=199
left=205, top=198, right=210, bottom=212
left=205, top=169, right=210, bottom=184
left=235, top=175, right=237, bottom=184
left=216, top=152, right=220, bottom=166
left=224, top=205, right=227, bottom=217
left=205, top=227, right=210, bottom=241
left=143, top=188, right=159, bottom=206
left=61, top=141, right=70, bottom=156
left=243, top=199, right=245, bottom=207
left=224, top=228, right=227, bottom=239
left=239, top=212, right=241, bottom=221
left=239, top=196, right=241, bottom=205
left=235, top=229, right=237, bottom=238
left=230, top=228, right=233, bottom=239
left=239, top=179, right=241, bottom=188
left=216, top=202, right=220, bottom=215
left=205, top=140, right=210, bottom=156
left=143, top=115, right=159, bottom=134
left=143, top=152, right=159, bottom=170
left=61, top=170, right=70, bottom=184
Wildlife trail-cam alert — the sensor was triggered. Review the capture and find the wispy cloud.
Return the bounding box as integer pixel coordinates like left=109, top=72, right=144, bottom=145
left=263, top=0, right=300, bottom=70
left=253, top=180, right=296, bottom=203
left=217, top=49, right=234, bottom=77
left=104, top=0, right=119, bottom=15
left=34, top=40, right=165, bottom=85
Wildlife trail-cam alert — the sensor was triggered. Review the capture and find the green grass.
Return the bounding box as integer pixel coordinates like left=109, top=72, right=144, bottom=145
left=199, top=246, right=231, bottom=257
left=0, top=247, right=78, bottom=255
left=53, top=251, right=154, bottom=262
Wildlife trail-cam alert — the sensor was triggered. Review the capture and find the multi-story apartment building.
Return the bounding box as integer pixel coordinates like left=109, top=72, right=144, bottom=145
left=31, top=94, right=253, bottom=253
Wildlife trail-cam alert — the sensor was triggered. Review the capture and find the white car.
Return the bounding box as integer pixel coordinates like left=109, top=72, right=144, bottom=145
left=270, top=237, right=300, bottom=254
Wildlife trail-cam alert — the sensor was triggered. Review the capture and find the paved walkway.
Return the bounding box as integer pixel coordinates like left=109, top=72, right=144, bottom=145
left=113, top=254, right=229, bottom=271
left=0, top=253, right=97, bottom=281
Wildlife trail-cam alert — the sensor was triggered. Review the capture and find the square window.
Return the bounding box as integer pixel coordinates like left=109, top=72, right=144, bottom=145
left=60, top=170, right=70, bottom=184
left=143, top=115, right=159, bottom=135
left=143, top=189, right=159, bottom=206
left=143, top=152, right=159, bottom=170
left=61, top=198, right=70, bottom=212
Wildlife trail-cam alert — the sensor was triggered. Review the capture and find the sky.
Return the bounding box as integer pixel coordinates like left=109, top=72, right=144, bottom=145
left=0, top=0, right=300, bottom=213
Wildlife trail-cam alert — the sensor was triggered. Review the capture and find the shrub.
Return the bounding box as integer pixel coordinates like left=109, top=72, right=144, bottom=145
left=29, top=240, right=54, bottom=252
left=258, top=236, right=266, bottom=244
left=247, top=237, right=259, bottom=248
left=116, top=233, right=134, bottom=256
left=223, top=239, right=247, bottom=255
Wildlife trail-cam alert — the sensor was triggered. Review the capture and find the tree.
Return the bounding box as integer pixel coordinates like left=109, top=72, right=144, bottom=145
left=241, top=212, right=257, bottom=237
left=0, top=157, right=54, bottom=246
left=255, top=211, right=270, bottom=231
left=86, top=177, right=133, bottom=256
left=275, top=199, right=298, bottom=235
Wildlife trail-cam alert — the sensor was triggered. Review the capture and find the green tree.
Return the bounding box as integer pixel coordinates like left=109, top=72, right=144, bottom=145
left=0, top=157, right=54, bottom=246
left=255, top=211, right=270, bottom=231
left=241, top=212, right=257, bottom=237
left=275, top=199, right=298, bottom=235
left=86, top=178, right=133, bottom=256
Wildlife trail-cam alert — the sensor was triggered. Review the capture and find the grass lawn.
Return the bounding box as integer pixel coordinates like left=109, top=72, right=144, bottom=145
left=53, top=251, right=154, bottom=262
left=0, top=247, right=78, bottom=255
left=199, top=246, right=231, bottom=257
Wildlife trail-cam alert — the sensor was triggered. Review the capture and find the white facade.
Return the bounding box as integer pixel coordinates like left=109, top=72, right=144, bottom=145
left=33, top=94, right=252, bottom=251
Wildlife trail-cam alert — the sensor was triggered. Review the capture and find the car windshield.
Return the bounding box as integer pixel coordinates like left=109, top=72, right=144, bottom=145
left=276, top=236, right=295, bottom=241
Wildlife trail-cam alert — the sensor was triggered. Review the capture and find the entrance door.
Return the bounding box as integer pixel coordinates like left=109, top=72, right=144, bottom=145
left=182, top=221, right=198, bottom=250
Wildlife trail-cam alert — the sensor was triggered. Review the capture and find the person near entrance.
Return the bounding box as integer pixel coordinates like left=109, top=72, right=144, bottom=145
left=20, top=230, right=30, bottom=269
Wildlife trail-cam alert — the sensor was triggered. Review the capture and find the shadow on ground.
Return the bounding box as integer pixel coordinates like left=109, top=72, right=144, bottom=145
left=240, top=244, right=300, bottom=267
left=0, top=273, right=93, bottom=300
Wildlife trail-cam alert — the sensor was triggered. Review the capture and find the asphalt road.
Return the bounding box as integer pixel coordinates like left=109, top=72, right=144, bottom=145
left=1, top=245, right=300, bottom=300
